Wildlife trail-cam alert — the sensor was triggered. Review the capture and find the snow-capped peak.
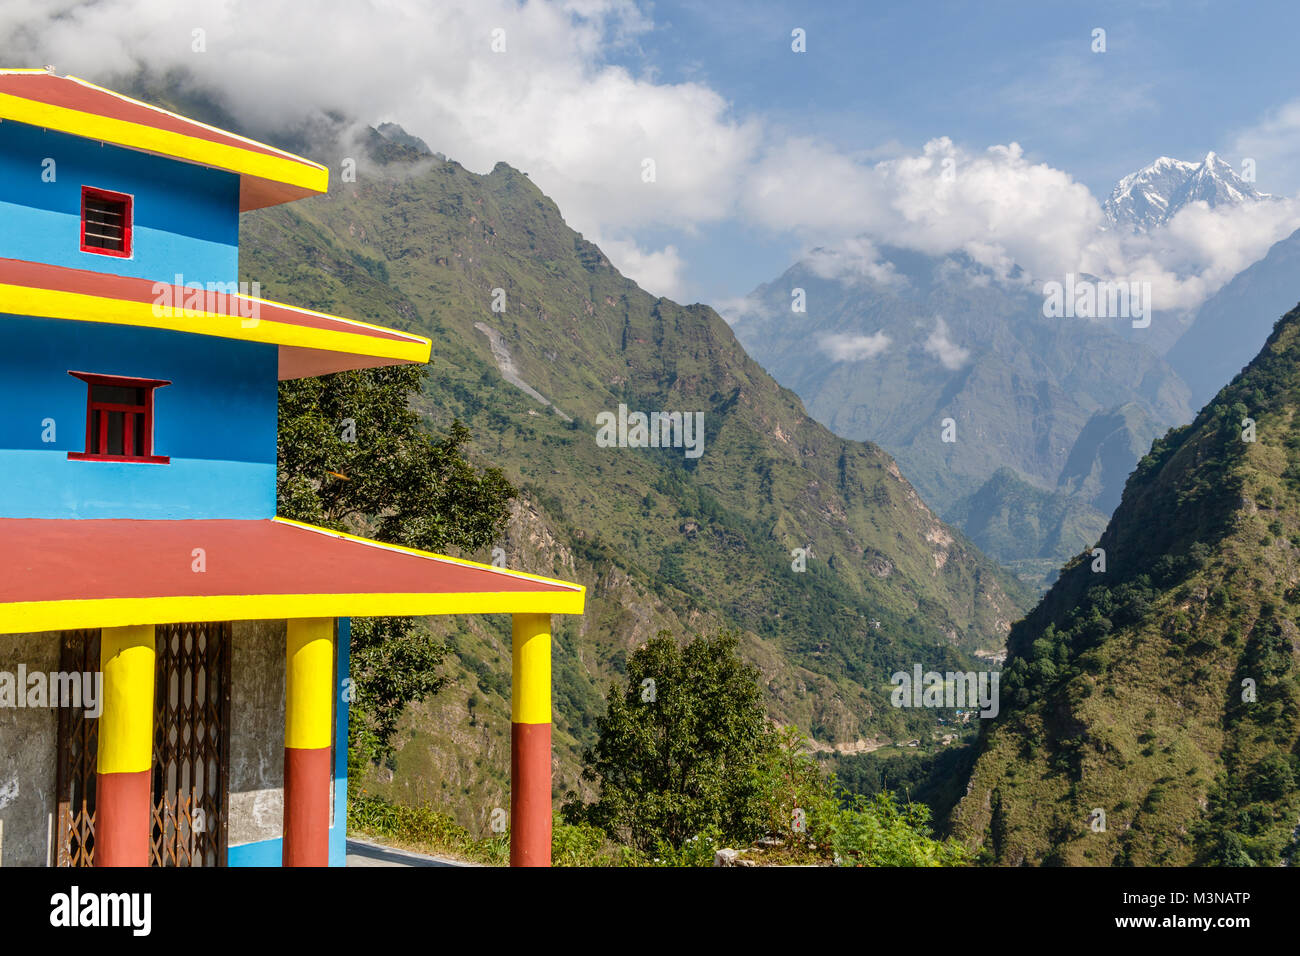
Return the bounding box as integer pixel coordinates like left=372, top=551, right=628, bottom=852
left=1103, top=153, right=1271, bottom=232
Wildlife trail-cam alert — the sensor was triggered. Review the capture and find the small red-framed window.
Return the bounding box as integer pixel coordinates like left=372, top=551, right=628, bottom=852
left=80, top=186, right=133, bottom=258
left=67, top=371, right=170, bottom=464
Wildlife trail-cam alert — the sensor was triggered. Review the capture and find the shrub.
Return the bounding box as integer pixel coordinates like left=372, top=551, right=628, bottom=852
left=831, top=791, right=970, bottom=867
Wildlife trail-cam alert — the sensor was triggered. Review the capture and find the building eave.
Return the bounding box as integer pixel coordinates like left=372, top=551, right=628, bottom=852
left=0, top=69, right=328, bottom=211
left=0, top=516, right=585, bottom=635
left=0, top=258, right=432, bottom=378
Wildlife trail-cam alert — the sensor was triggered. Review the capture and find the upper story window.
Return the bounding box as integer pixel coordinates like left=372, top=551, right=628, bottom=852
left=67, top=371, right=170, bottom=464
left=80, top=187, right=133, bottom=259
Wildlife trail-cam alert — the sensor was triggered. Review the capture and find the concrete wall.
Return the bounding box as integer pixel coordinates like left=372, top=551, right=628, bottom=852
left=226, top=617, right=347, bottom=867
left=0, top=632, right=60, bottom=867
left=227, top=619, right=287, bottom=850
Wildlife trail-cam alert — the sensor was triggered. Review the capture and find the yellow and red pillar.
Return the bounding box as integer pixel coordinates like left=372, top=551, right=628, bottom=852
left=510, top=613, right=551, bottom=866
left=283, top=618, right=334, bottom=866
left=95, top=625, right=155, bottom=867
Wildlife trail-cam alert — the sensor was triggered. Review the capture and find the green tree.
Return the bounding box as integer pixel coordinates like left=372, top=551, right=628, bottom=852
left=276, top=364, right=516, bottom=765
left=278, top=365, right=515, bottom=549
left=564, top=630, right=778, bottom=852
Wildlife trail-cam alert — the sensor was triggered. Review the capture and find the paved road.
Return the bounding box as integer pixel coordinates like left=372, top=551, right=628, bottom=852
left=345, top=838, right=472, bottom=867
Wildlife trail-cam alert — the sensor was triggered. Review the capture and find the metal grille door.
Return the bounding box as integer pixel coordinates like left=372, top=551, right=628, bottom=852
left=150, top=622, right=232, bottom=867
left=55, top=629, right=100, bottom=866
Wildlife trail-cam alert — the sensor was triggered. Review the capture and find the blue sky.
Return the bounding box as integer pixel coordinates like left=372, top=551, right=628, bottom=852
left=600, top=0, right=1300, bottom=304
left=620, top=0, right=1296, bottom=194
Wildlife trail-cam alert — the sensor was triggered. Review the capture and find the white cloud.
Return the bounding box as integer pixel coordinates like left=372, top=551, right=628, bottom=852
left=1231, top=99, right=1300, bottom=196
left=712, top=294, right=766, bottom=327
left=595, top=237, right=687, bottom=300
left=1075, top=196, right=1300, bottom=313
left=817, top=331, right=891, bottom=362
left=743, top=133, right=1300, bottom=316
left=0, top=0, right=757, bottom=294
left=923, top=318, right=970, bottom=370
left=803, top=239, right=904, bottom=289
left=741, top=137, right=1104, bottom=280
left=750, top=135, right=1300, bottom=317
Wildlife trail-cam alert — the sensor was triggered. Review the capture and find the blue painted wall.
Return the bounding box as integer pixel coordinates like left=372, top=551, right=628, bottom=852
left=0, top=316, right=277, bottom=518
left=225, top=837, right=284, bottom=867
left=0, top=122, right=238, bottom=283
left=330, top=617, right=351, bottom=867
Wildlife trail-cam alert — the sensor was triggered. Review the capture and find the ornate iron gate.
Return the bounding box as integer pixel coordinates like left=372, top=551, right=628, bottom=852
left=55, top=622, right=233, bottom=866
left=54, top=629, right=100, bottom=866
left=150, top=621, right=232, bottom=866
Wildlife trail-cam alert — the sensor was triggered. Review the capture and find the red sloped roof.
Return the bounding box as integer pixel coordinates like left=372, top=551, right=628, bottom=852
left=0, top=517, right=584, bottom=633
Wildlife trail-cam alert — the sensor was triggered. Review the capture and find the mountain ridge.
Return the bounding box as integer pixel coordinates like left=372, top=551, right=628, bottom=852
left=952, top=303, right=1300, bottom=865
left=1168, top=227, right=1300, bottom=409
left=1103, top=152, right=1271, bottom=232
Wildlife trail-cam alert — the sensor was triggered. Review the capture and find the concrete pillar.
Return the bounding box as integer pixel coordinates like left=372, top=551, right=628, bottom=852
left=510, top=613, right=551, bottom=867
left=283, top=618, right=333, bottom=866
left=95, top=625, right=155, bottom=867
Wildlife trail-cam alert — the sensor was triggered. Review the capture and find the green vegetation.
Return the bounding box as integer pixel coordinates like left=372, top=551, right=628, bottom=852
left=355, top=631, right=968, bottom=866
left=348, top=793, right=510, bottom=865
left=276, top=365, right=516, bottom=767
left=953, top=305, right=1300, bottom=865
left=278, top=366, right=515, bottom=552
left=563, top=630, right=775, bottom=851
left=835, top=741, right=979, bottom=824
left=831, top=792, right=969, bottom=867
left=353, top=771, right=967, bottom=867
left=348, top=795, right=626, bottom=866
left=561, top=630, right=968, bottom=866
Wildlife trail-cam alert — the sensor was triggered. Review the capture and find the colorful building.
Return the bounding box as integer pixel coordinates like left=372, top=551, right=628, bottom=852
left=0, top=69, right=583, bottom=867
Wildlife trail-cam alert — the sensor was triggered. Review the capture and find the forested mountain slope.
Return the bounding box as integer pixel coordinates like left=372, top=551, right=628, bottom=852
left=953, top=305, right=1300, bottom=865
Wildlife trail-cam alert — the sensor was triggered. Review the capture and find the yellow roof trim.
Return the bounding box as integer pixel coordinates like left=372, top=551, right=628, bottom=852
left=0, top=281, right=432, bottom=366
left=0, top=589, right=586, bottom=635
left=0, top=72, right=327, bottom=205
left=0, top=516, right=586, bottom=634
